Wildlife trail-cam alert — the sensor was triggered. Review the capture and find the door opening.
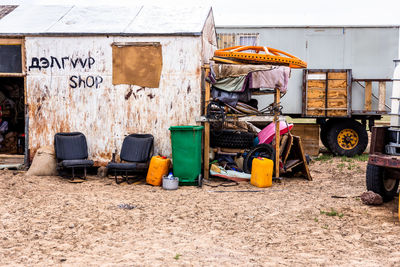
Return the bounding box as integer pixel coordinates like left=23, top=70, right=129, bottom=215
left=0, top=77, right=25, bottom=165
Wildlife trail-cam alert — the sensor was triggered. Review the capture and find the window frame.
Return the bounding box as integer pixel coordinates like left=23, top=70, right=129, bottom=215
left=0, top=38, right=25, bottom=77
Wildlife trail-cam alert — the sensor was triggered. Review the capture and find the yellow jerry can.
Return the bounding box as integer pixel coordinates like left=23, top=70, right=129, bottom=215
left=146, top=156, right=171, bottom=186
left=250, top=157, right=273, bottom=188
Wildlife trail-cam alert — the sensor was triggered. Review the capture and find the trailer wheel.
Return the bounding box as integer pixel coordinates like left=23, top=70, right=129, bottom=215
left=366, top=163, right=399, bottom=202
left=326, top=119, right=368, bottom=156
left=320, top=120, right=334, bottom=151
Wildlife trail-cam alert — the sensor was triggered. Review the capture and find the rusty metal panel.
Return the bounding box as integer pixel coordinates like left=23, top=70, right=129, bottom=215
left=370, top=126, right=389, bottom=155
left=368, top=154, right=400, bottom=170
left=25, top=35, right=206, bottom=166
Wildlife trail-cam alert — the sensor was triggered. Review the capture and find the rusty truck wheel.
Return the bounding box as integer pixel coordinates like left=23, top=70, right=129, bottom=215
left=326, top=119, right=368, bottom=156
left=366, top=163, right=399, bottom=202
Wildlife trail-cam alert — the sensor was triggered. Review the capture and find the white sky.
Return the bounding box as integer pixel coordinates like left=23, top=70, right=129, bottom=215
left=0, top=0, right=399, bottom=26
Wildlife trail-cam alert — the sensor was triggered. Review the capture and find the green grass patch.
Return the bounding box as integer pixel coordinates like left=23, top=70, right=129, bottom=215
left=320, top=208, right=344, bottom=218
left=340, top=156, right=353, bottom=162
left=337, top=163, right=345, bottom=170
left=174, top=254, right=182, bottom=260
left=353, top=154, right=369, bottom=162
left=315, top=154, right=334, bottom=162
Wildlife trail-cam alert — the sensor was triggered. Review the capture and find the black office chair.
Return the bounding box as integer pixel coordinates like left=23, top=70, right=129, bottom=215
left=107, top=134, right=154, bottom=184
left=54, top=132, right=94, bottom=180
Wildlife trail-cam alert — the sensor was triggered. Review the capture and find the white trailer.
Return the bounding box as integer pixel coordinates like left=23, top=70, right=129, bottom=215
left=216, top=25, right=400, bottom=156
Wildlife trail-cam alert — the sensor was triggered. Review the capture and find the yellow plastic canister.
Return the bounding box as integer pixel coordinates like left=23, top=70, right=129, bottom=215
left=250, top=157, right=273, bottom=188
left=146, top=156, right=171, bottom=186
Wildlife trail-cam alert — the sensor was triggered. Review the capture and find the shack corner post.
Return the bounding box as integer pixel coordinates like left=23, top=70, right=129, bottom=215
left=202, top=64, right=211, bottom=180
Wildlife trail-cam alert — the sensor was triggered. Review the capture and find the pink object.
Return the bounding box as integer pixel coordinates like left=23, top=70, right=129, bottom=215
left=258, top=121, right=293, bottom=144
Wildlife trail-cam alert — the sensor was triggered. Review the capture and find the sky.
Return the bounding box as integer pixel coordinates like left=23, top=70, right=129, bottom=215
left=0, top=0, right=399, bottom=26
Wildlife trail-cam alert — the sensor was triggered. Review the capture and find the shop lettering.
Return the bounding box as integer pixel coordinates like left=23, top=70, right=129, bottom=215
left=28, top=56, right=96, bottom=70
left=69, top=75, right=103, bottom=89
left=29, top=55, right=103, bottom=89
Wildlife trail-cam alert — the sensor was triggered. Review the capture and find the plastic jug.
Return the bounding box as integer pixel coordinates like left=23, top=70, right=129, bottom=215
left=146, top=156, right=171, bottom=186
left=250, top=157, right=273, bottom=188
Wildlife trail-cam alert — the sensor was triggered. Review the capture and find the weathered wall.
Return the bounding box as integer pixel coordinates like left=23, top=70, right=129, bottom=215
left=25, top=35, right=205, bottom=165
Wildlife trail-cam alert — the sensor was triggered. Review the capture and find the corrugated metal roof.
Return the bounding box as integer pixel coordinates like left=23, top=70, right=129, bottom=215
left=0, top=5, right=212, bottom=35
left=0, top=5, right=17, bottom=19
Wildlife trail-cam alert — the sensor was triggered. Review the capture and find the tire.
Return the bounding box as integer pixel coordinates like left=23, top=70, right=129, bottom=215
left=243, top=144, right=275, bottom=174
left=210, top=130, right=255, bottom=149
left=320, top=120, right=334, bottom=151
left=326, top=119, right=368, bottom=156
left=366, top=163, right=399, bottom=202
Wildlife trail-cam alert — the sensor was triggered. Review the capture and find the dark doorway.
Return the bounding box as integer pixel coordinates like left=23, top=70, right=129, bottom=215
left=0, top=77, right=24, bottom=155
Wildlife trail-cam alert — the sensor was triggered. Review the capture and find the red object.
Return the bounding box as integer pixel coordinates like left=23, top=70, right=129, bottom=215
left=258, top=121, right=293, bottom=144
left=162, top=156, right=167, bottom=159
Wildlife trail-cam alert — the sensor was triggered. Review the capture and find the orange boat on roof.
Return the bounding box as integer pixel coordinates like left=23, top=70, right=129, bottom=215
left=213, top=46, right=307, bottom=69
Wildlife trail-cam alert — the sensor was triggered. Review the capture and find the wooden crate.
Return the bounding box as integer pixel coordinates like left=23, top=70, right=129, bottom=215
left=290, top=123, right=320, bottom=156
left=304, top=69, right=350, bottom=118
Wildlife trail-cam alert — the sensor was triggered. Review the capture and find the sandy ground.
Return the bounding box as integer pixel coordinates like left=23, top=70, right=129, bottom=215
left=1, top=156, right=400, bottom=266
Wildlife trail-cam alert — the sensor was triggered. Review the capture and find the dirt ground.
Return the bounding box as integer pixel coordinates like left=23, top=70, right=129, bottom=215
left=1, top=156, right=400, bottom=266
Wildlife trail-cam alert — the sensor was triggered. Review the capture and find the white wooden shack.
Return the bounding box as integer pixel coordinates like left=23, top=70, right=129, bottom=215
left=0, top=5, right=217, bottom=165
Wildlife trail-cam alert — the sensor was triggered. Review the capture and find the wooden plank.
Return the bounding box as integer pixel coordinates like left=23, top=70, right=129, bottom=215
left=327, top=88, right=347, bottom=98
left=307, top=88, right=325, bottom=98
left=307, top=72, right=326, bottom=75
left=378, top=81, right=386, bottom=112
left=292, top=136, right=312, bottom=181
left=327, top=98, right=347, bottom=108
left=327, top=79, right=347, bottom=89
left=327, top=72, right=347, bottom=79
left=0, top=38, right=23, bottom=45
left=307, top=98, right=325, bottom=108
left=307, top=80, right=325, bottom=89
left=279, top=134, right=288, bottom=157
left=203, top=66, right=210, bottom=180
left=285, top=159, right=302, bottom=171
left=327, top=110, right=348, bottom=117
left=300, top=140, right=320, bottom=156
left=290, top=124, right=319, bottom=156
left=327, top=94, right=347, bottom=116
left=365, top=81, right=372, bottom=111
left=306, top=110, right=325, bottom=116
left=212, top=148, right=245, bottom=154
left=282, top=133, right=293, bottom=165
left=308, top=88, right=347, bottom=99
left=291, top=124, right=319, bottom=138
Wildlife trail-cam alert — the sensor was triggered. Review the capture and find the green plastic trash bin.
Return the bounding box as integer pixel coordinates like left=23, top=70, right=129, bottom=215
left=169, top=125, right=204, bottom=186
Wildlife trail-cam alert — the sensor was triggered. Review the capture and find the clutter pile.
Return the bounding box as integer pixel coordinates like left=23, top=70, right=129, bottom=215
left=205, top=46, right=311, bottom=185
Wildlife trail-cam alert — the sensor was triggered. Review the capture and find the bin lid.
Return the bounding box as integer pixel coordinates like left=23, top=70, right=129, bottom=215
left=169, top=125, right=204, bottom=131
